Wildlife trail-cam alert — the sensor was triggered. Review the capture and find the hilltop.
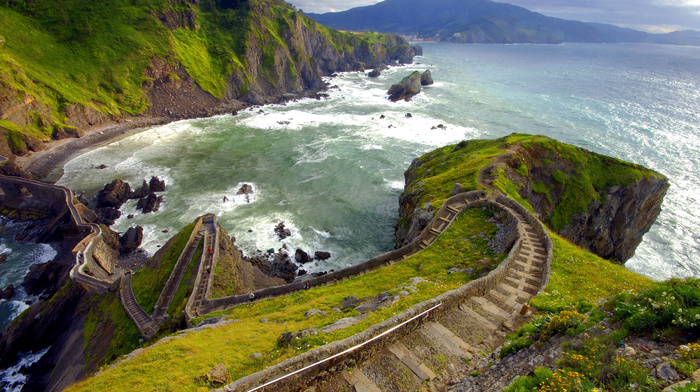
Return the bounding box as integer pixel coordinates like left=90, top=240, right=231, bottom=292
left=0, top=0, right=417, bottom=176
left=308, top=0, right=700, bottom=46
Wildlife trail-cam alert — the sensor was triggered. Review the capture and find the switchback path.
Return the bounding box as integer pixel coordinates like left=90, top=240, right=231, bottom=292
left=216, top=192, right=553, bottom=392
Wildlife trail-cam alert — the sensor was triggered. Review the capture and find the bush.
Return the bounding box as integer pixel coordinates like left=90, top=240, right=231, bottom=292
left=543, top=311, right=586, bottom=339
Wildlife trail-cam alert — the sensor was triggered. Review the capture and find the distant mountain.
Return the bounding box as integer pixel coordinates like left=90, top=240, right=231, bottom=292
left=308, top=0, right=700, bottom=46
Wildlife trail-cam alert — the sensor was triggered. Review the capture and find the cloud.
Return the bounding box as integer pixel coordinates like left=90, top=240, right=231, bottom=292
left=288, top=0, right=700, bottom=32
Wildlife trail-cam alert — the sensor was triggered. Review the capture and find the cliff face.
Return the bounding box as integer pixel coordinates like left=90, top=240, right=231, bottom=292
left=0, top=0, right=415, bottom=164
left=396, top=134, right=669, bottom=263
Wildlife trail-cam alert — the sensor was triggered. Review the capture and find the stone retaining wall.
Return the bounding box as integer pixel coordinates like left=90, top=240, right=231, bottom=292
left=218, top=193, right=552, bottom=392
left=197, top=191, right=488, bottom=316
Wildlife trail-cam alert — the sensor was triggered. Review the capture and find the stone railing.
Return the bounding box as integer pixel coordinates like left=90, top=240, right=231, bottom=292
left=217, top=192, right=553, bottom=392
left=0, top=175, right=120, bottom=293
left=194, top=191, right=488, bottom=317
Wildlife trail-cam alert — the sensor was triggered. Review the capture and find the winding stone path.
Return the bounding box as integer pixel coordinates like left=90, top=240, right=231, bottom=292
left=216, top=191, right=553, bottom=392
left=0, top=175, right=120, bottom=293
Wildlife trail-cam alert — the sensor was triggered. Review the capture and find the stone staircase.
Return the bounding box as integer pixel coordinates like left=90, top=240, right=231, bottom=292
left=217, top=191, right=553, bottom=392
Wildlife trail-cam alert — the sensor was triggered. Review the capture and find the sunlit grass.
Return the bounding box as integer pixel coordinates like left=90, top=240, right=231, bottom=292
left=66, top=207, right=504, bottom=392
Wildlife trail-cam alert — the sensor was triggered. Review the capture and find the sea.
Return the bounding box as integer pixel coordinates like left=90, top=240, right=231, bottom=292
left=2, top=43, right=697, bottom=335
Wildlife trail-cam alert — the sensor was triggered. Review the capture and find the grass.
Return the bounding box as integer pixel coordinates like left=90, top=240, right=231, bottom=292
left=530, top=231, right=654, bottom=313
left=1, top=0, right=403, bottom=148
left=131, top=222, right=196, bottom=314
left=403, top=134, right=665, bottom=232
left=65, top=207, right=506, bottom=392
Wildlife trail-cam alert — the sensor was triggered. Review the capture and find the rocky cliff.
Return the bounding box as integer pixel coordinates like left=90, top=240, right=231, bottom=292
left=0, top=216, right=283, bottom=392
left=0, top=0, right=416, bottom=167
left=396, top=134, right=668, bottom=263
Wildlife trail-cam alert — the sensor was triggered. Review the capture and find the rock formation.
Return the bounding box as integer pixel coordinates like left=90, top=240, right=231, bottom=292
left=396, top=134, right=668, bottom=263
left=387, top=71, right=422, bottom=101
left=119, top=226, right=144, bottom=253
left=420, top=70, right=434, bottom=86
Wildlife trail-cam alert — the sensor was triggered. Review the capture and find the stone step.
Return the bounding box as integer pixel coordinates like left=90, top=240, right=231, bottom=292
left=458, top=303, right=500, bottom=333
left=387, top=343, right=436, bottom=381
left=445, top=205, right=460, bottom=214
left=342, top=369, right=382, bottom=392
left=505, top=276, right=540, bottom=292
left=424, top=322, right=473, bottom=360
left=429, top=227, right=441, bottom=236
left=438, top=216, right=451, bottom=223
left=470, top=297, right=510, bottom=322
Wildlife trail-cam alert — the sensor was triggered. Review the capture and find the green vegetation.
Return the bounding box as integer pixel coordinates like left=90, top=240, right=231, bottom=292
left=131, top=222, right=196, bottom=314
left=82, top=292, right=142, bottom=367
left=403, top=133, right=664, bottom=232
left=0, top=0, right=403, bottom=150
left=66, top=208, right=505, bottom=392
left=607, top=278, right=700, bottom=339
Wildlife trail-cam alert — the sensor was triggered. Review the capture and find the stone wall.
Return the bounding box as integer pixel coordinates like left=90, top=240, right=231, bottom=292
left=216, top=194, right=553, bottom=392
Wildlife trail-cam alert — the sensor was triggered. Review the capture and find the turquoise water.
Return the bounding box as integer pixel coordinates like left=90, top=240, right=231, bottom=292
left=56, top=43, right=700, bottom=281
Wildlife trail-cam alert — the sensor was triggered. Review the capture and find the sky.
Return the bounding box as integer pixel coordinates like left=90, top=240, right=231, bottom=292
left=288, top=0, right=700, bottom=33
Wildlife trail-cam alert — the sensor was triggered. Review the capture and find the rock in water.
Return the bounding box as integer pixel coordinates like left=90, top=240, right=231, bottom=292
left=0, top=253, right=7, bottom=264
left=314, top=251, right=331, bottom=260
left=97, top=207, right=121, bottom=226
left=421, top=70, right=434, bottom=86
left=237, top=183, right=254, bottom=195
left=0, top=284, right=14, bottom=300
left=368, top=68, right=381, bottom=78
left=96, top=179, right=131, bottom=208
left=129, top=180, right=149, bottom=199
left=387, top=71, right=422, bottom=102
left=148, top=176, right=166, bottom=192
left=136, top=193, right=163, bottom=213
left=295, top=249, right=311, bottom=264
left=274, top=222, right=291, bottom=240
left=412, top=45, right=423, bottom=56
left=119, top=226, right=144, bottom=253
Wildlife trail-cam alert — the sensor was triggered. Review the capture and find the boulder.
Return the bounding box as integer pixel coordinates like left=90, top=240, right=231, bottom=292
left=274, top=222, right=291, bottom=240
left=148, top=176, right=166, bottom=192
left=656, top=362, right=680, bottom=382
left=129, top=180, right=149, bottom=199
left=421, top=70, right=434, bottom=86
left=237, top=183, right=254, bottom=195
left=136, top=193, right=163, bottom=213
left=0, top=284, right=14, bottom=300
left=119, top=226, right=144, bottom=254
left=0, top=253, right=6, bottom=264
left=96, top=179, right=131, bottom=208
left=368, top=68, right=381, bottom=78
left=314, top=251, right=331, bottom=260
left=387, top=71, right=422, bottom=102
left=304, top=309, right=327, bottom=317
left=96, top=207, right=121, bottom=226
left=412, top=45, right=423, bottom=56
left=295, top=249, right=311, bottom=264
left=203, top=363, right=230, bottom=386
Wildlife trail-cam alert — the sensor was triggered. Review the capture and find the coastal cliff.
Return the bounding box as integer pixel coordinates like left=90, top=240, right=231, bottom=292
left=0, top=216, right=281, bottom=392
left=396, top=134, right=668, bottom=263
left=0, top=0, right=416, bottom=167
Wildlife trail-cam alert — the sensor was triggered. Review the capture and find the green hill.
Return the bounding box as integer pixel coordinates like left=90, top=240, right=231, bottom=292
left=0, top=0, right=414, bottom=158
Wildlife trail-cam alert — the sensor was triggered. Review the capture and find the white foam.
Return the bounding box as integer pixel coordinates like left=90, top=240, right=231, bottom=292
left=0, top=347, right=50, bottom=391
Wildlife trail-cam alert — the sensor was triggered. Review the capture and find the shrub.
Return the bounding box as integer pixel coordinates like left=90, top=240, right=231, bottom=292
left=500, top=337, right=535, bottom=358
left=543, top=311, right=586, bottom=339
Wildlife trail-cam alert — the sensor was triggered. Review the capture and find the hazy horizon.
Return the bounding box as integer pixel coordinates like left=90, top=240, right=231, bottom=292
left=289, top=0, right=700, bottom=33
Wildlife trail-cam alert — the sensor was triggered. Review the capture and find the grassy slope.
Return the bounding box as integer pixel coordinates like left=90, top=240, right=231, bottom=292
left=403, top=133, right=663, bottom=231
left=0, top=0, right=405, bottom=148
left=66, top=208, right=505, bottom=391
left=402, top=133, right=655, bottom=308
